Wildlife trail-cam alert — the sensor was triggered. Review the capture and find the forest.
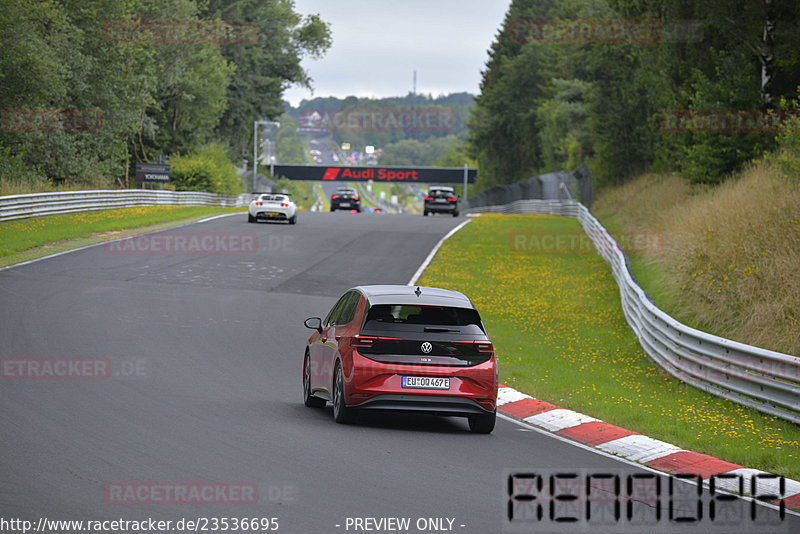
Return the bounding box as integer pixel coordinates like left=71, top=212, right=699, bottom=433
left=467, top=0, right=800, bottom=189
left=0, top=0, right=330, bottom=193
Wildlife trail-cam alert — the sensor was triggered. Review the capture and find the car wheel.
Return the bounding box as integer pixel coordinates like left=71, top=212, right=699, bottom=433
left=330, top=206, right=336, bottom=212
left=423, top=211, right=429, bottom=216
left=303, top=353, right=325, bottom=408
left=248, top=213, right=255, bottom=223
left=452, top=211, right=459, bottom=217
left=468, top=410, right=496, bottom=433
left=332, top=363, right=355, bottom=424
left=289, top=214, right=297, bottom=225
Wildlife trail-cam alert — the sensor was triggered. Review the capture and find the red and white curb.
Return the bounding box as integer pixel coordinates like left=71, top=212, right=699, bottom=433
left=497, top=385, right=800, bottom=512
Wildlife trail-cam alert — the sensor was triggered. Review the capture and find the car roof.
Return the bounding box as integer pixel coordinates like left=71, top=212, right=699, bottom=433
left=350, top=284, right=475, bottom=309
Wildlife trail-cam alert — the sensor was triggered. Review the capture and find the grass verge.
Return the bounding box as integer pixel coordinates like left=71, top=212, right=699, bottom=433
left=0, top=206, right=245, bottom=268
left=593, top=168, right=800, bottom=355
left=417, top=213, right=800, bottom=479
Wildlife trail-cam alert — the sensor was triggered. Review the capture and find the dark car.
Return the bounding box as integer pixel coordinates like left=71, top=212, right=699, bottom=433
left=302, top=285, right=498, bottom=433
left=330, top=187, right=361, bottom=212
left=424, top=186, right=459, bottom=217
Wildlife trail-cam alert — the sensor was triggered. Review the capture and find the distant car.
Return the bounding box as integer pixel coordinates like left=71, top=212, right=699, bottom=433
left=330, top=187, right=361, bottom=212
left=302, top=285, right=498, bottom=433
left=248, top=193, right=297, bottom=224
left=424, top=186, right=459, bottom=217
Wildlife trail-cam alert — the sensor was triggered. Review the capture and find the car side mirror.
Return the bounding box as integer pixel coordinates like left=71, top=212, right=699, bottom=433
left=304, top=317, right=323, bottom=333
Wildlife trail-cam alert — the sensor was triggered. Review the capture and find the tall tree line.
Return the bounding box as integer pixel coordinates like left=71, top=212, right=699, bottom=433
left=0, top=0, right=330, bottom=187
left=468, top=0, right=800, bottom=188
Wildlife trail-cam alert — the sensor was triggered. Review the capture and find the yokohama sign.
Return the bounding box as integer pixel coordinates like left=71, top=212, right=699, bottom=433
left=272, top=165, right=476, bottom=184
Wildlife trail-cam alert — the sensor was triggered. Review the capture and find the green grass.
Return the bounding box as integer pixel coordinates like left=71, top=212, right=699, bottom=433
left=417, top=213, right=800, bottom=479
left=0, top=206, right=245, bottom=267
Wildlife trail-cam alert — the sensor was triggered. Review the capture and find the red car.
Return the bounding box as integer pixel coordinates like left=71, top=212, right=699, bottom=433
left=302, top=285, right=498, bottom=433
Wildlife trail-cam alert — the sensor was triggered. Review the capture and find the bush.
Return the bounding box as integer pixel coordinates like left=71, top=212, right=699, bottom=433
left=168, top=143, right=242, bottom=195
left=0, top=146, right=46, bottom=185
left=769, top=96, right=800, bottom=183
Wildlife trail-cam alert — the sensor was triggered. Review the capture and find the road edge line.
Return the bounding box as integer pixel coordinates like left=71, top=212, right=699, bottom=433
left=407, top=218, right=472, bottom=286
left=0, top=212, right=242, bottom=272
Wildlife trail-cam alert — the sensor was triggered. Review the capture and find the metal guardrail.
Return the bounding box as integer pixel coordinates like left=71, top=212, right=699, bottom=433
left=467, top=163, right=594, bottom=210
left=469, top=199, right=800, bottom=424
left=0, top=190, right=250, bottom=222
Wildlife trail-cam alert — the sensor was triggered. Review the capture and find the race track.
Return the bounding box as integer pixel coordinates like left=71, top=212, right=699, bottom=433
left=0, top=212, right=794, bottom=533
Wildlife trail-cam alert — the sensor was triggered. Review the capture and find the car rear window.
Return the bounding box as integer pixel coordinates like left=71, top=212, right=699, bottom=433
left=363, top=304, right=484, bottom=334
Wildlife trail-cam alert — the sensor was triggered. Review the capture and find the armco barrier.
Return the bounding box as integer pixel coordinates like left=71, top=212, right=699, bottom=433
left=0, top=190, right=250, bottom=222
left=470, top=199, right=800, bottom=424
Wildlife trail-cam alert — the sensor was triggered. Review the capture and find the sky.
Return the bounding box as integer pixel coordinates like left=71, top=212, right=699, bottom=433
left=283, top=0, right=512, bottom=106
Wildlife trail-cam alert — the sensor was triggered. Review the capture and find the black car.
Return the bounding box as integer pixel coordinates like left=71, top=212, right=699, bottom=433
left=424, top=186, right=459, bottom=217
left=330, top=187, right=361, bottom=212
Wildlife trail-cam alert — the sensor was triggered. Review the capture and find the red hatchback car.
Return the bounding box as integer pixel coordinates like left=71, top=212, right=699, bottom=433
left=302, top=285, right=498, bottom=433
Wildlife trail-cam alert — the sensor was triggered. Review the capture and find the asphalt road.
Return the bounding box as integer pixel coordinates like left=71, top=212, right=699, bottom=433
left=0, top=211, right=795, bottom=533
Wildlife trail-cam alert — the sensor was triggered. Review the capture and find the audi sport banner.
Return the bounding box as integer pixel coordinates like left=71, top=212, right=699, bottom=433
left=271, top=165, right=476, bottom=184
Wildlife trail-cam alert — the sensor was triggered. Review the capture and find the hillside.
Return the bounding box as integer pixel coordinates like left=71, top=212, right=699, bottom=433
left=594, top=162, right=800, bottom=356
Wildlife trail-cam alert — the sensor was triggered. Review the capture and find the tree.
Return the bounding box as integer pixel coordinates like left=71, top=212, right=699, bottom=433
left=204, top=0, right=331, bottom=160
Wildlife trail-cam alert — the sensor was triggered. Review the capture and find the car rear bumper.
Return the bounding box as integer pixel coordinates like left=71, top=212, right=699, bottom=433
left=343, top=351, right=498, bottom=413
left=425, top=203, right=457, bottom=213
left=252, top=209, right=292, bottom=220
left=331, top=202, right=361, bottom=210
left=351, top=394, right=492, bottom=416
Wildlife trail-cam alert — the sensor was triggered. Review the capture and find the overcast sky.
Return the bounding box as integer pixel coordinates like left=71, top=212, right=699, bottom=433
left=283, top=0, right=512, bottom=106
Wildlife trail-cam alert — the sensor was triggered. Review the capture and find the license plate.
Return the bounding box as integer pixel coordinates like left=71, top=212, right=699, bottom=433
left=266, top=211, right=280, bottom=216
left=435, top=198, right=447, bottom=203
left=340, top=202, right=350, bottom=207
left=402, top=376, right=450, bottom=390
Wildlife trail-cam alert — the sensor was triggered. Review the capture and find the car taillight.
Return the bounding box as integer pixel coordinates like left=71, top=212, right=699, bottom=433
left=352, top=335, right=401, bottom=348
left=425, top=196, right=433, bottom=201
left=352, top=336, right=377, bottom=348
left=255, top=202, right=261, bottom=206
left=476, top=342, right=494, bottom=353
left=451, top=341, right=494, bottom=353
left=447, top=197, right=457, bottom=202
left=282, top=203, right=289, bottom=207
left=353, top=196, right=359, bottom=201
left=332, top=195, right=338, bottom=200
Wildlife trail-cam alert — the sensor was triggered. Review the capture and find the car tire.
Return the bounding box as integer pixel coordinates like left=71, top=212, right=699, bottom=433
left=289, top=214, right=297, bottom=225
left=248, top=213, right=255, bottom=223
left=423, top=211, right=429, bottom=216
left=303, top=353, right=325, bottom=408
left=452, top=211, right=459, bottom=217
left=332, top=363, right=355, bottom=424
left=468, top=410, right=496, bottom=434
left=330, top=206, right=336, bottom=212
